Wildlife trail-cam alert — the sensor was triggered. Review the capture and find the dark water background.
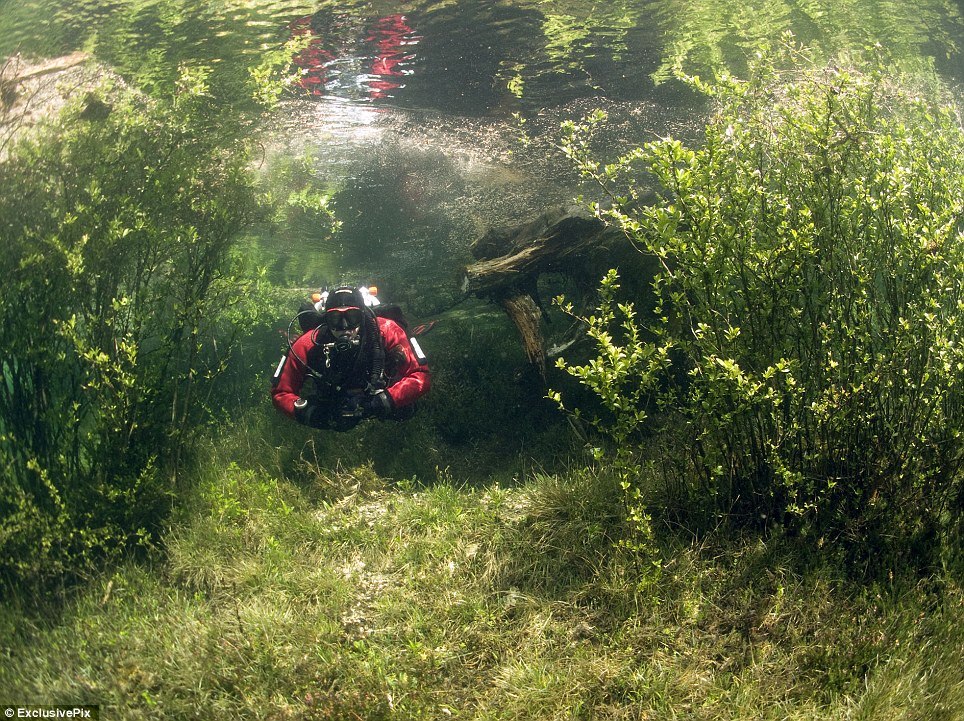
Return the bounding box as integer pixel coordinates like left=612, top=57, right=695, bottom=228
left=3, top=0, right=964, bottom=309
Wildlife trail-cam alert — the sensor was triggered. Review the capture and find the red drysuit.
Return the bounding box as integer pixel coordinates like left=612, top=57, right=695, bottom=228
left=272, top=315, right=430, bottom=428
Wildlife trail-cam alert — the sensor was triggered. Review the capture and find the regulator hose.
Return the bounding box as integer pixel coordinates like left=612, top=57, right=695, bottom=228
left=366, top=307, right=386, bottom=391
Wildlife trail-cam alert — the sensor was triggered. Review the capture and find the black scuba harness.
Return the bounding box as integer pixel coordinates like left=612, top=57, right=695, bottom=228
left=275, top=305, right=387, bottom=396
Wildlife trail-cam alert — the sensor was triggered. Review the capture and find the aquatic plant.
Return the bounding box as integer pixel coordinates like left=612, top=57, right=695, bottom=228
left=0, top=66, right=271, bottom=588
left=559, top=37, right=964, bottom=570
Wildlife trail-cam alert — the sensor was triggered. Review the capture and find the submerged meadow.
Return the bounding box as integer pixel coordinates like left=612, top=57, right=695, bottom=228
left=3, top=420, right=963, bottom=719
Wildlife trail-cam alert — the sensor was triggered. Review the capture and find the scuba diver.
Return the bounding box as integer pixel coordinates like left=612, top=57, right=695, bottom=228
left=271, top=285, right=430, bottom=431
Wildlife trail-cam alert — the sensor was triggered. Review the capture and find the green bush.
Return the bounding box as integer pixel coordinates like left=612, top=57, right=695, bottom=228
left=0, top=69, right=268, bottom=587
left=559, top=38, right=964, bottom=566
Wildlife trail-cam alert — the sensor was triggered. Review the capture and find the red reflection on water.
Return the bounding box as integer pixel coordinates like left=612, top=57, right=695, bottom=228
left=287, top=13, right=421, bottom=100
left=290, top=15, right=333, bottom=96
left=364, top=14, right=421, bottom=98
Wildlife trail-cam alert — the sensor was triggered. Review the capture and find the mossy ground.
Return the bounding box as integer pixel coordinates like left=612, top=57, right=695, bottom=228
left=2, top=424, right=962, bottom=720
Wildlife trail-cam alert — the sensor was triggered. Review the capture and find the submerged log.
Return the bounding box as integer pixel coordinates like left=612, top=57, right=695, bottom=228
left=1, top=52, right=91, bottom=114
left=498, top=292, right=547, bottom=375
left=463, top=206, right=607, bottom=296
left=463, top=205, right=620, bottom=379
left=1, top=52, right=122, bottom=159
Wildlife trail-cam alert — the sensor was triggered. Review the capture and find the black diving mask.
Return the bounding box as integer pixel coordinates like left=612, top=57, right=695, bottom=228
left=326, top=307, right=364, bottom=332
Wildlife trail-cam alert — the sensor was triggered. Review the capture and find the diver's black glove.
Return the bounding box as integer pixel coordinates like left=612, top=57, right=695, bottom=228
left=293, top=398, right=325, bottom=428
left=363, top=390, right=393, bottom=418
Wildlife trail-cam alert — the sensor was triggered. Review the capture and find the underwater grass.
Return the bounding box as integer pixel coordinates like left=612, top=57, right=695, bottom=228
left=2, top=441, right=963, bottom=720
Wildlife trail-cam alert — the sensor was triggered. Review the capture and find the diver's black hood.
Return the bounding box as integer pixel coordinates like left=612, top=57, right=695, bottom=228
left=325, top=286, right=366, bottom=311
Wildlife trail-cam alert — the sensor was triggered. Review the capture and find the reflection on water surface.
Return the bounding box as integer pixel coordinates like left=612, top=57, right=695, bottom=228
left=289, top=11, right=421, bottom=102
left=5, top=0, right=963, bottom=116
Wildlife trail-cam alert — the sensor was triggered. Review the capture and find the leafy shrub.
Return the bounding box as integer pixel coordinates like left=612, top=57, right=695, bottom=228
left=559, top=38, right=964, bottom=566
left=551, top=271, right=666, bottom=581
left=0, top=69, right=267, bottom=587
